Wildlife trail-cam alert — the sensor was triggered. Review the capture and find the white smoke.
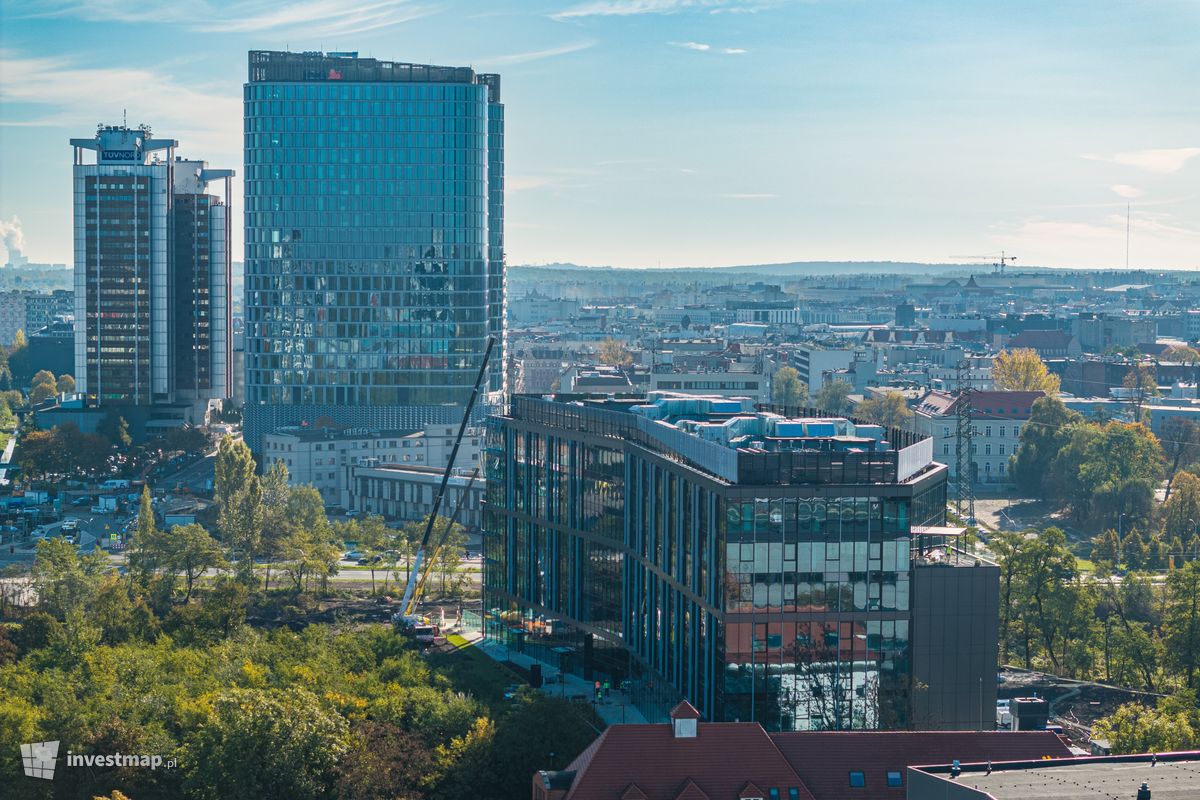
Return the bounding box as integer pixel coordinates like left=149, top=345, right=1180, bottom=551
left=0, top=216, right=28, bottom=267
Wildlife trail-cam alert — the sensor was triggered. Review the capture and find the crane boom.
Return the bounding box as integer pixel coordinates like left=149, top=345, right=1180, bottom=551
left=405, top=466, right=480, bottom=617
left=398, top=336, right=494, bottom=618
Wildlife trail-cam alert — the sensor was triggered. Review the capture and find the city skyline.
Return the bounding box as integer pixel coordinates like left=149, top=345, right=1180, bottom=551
left=2, top=0, right=1199, bottom=270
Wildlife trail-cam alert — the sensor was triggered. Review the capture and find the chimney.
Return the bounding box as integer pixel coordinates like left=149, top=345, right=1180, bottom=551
left=669, top=700, right=700, bottom=738
left=1137, top=782, right=1151, bottom=800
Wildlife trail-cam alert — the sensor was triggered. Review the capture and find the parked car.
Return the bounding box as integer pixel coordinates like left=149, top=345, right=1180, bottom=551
left=71, top=496, right=91, bottom=506
left=343, top=550, right=363, bottom=562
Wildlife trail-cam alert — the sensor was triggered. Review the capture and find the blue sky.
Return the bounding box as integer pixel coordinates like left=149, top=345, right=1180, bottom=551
left=1, top=0, right=1197, bottom=269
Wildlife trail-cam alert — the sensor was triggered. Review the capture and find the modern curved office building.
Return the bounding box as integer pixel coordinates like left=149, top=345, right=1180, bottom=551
left=243, top=50, right=505, bottom=453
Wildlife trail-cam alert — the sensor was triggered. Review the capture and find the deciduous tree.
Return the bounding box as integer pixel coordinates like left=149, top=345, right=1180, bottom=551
left=771, top=366, right=807, bottom=407
left=856, top=391, right=913, bottom=430
left=813, top=379, right=854, bottom=415
left=992, top=348, right=1061, bottom=393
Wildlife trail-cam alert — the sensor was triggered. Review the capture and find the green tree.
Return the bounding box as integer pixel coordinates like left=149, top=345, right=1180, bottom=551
left=259, top=459, right=292, bottom=591
left=771, top=366, right=807, bottom=407
left=31, top=537, right=111, bottom=620
left=856, top=391, right=913, bottom=430
left=98, top=412, right=132, bottom=448
left=1164, top=562, right=1200, bottom=689
left=279, top=485, right=337, bottom=594
left=1162, top=471, right=1200, bottom=546
left=214, top=435, right=257, bottom=513
left=335, top=720, right=435, bottom=800
left=183, top=687, right=350, bottom=800
left=1094, top=699, right=1199, bottom=754
left=597, top=338, right=633, bottom=367
left=167, top=523, right=229, bottom=602
left=1011, top=396, right=1081, bottom=498
left=1123, top=362, right=1159, bottom=423
left=1090, top=529, right=1121, bottom=569
left=1162, top=417, right=1200, bottom=499
left=813, top=379, right=854, bottom=415
left=221, top=475, right=264, bottom=585
left=55, top=374, right=75, bottom=395
left=992, top=348, right=1061, bottom=393
left=127, top=487, right=166, bottom=588
left=28, top=368, right=57, bottom=404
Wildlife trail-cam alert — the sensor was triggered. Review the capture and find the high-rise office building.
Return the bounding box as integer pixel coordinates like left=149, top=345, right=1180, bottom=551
left=484, top=393, right=998, bottom=731
left=242, top=51, right=505, bottom=454
left=69, top=124, right=234, bottom=411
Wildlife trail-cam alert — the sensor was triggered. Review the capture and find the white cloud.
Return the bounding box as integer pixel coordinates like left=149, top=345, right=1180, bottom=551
left=553, top=0, right=767, bottom=20
left=722, top=47, right=747, bottom=54
left=0, top=52, right=240, bottom=160
left=485, top=41, right=594, bottom=65
left=9, top=0, right=436, bottom=36
left=1111, top=185, right=1144, bottom=199
left=989, top=210, right=1200, bottom=269
left=670, top=41, right=711, bottom=51
left=1083, top=147, right=1200, bottom=175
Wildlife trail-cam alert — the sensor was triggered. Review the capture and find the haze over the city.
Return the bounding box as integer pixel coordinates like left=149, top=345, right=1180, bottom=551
left=1, top=0, right=1197, bottom=269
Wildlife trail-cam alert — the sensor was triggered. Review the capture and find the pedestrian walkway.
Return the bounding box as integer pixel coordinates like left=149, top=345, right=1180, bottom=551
left=468, top=633, right=648, bottom=725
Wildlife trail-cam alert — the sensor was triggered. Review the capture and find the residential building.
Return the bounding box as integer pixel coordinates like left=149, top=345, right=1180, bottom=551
left=912, top=390, right=1044, bottom=483
left=0, top=292, right=26, bottom=346
left=24, top=289, right=73, bottom=333
left=242, top=51, right=505, bottom=454
left=790, top=345, right=857, bottom=387
left=1004, top=329, right=1081, bottom=358
left=532, top=701, right=1072, bottom=800
left=485, top=393, right=998, bottom=730
left=1072, top=313, right=1157, bottom=353
left=70, top=124, right=234, bottom=416
left=262, top=422, right=482, bottom=505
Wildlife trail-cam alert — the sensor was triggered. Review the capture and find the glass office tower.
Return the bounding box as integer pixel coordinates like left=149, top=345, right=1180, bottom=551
left=485, top=394, right=998, bottom=731
left=243, top=51, right=505, bottom=453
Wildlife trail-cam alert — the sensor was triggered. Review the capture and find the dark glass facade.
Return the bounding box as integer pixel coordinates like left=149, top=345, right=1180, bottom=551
left=242, top=51, right=504, bottom=453
left=484, top=395, right=980, bottom=730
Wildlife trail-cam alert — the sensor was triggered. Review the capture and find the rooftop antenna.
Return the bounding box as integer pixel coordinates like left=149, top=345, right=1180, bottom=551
left=123, top=108, right=127, bottom=128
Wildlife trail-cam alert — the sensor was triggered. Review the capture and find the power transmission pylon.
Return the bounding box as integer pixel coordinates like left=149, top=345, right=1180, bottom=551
left=954, top=359, right=976, bottom=524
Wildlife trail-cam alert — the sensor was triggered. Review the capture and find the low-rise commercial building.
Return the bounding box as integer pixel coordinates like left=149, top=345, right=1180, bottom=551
left=263, top=423, right=483, bottom=505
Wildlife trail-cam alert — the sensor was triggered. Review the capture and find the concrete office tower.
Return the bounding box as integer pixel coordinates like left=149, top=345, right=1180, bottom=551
left=69, top=125, right=234, bottom=413
left=242, top=51, right=506, bottom=454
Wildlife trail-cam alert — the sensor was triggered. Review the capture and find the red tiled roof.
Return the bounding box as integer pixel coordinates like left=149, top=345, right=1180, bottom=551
left=670, top=701, right=702, bottom=720
left=916, top=390, right=1045, bottom=420
left=562, top=723, right=816, bottom=800
left=767, top=730, right=1073, bottom=800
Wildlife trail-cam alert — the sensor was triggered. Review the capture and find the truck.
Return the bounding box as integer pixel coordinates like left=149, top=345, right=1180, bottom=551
left=91, top=496, right=118, bottom=514
left=101, top=479, right=131, bottom=491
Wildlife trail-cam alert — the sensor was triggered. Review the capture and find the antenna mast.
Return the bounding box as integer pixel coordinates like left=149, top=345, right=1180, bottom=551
left=954, top=358, right=976, bottom=525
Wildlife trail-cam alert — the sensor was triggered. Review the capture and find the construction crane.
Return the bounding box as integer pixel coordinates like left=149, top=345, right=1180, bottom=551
left=401, top=466, right=480, bottom=620
left=992, top=251, right=1017, bottom=275
left=395, top=336, right=495, bottom=630
left=949, top=251, right=1018, bottom=275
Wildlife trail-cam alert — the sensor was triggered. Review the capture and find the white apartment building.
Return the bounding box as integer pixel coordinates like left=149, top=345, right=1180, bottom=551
left=262, top=423, right=483, bottom=506
left=913, top=390, right=1045, bottom=484
left=342, top=464, right=484, bottom=530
